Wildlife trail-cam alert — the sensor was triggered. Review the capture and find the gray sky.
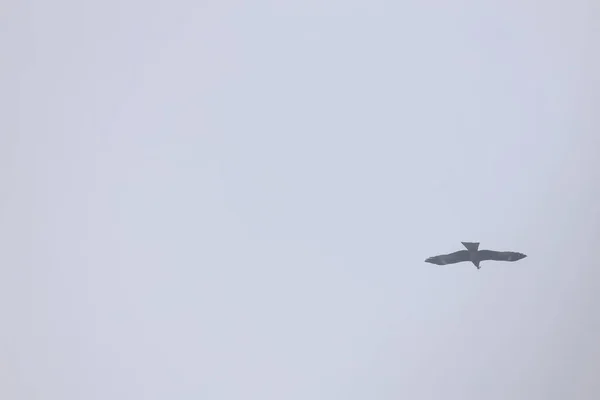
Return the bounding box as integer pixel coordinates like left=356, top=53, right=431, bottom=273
left=3, top=1, right=599, bottom=399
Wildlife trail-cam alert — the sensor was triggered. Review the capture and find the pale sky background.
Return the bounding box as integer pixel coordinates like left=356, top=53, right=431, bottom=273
left=2, top=1, right=599, bottom=399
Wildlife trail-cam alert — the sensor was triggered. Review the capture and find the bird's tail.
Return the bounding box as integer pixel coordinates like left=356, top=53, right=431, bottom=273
left=461, top=242, right=480, bottom=252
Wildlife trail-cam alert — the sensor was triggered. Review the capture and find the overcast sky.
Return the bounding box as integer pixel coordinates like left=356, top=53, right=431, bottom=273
left=3, top=1, right=599, bottom=399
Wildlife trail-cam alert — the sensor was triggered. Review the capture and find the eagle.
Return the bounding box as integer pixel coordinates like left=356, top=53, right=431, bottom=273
left=425, top=242, right=526, bottom=269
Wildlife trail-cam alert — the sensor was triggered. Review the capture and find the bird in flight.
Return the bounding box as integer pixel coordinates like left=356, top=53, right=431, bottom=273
left=425, top=242, right=526, bottom=269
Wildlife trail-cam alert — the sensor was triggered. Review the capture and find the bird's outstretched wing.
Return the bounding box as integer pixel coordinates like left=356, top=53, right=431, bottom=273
left=478, top=250, right=527, bottom=262
left=425, top=250, right=470, bottom=265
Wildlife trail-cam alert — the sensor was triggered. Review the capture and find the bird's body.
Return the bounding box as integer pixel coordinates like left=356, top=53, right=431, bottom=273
left=425, top=242, right=526, bottom=269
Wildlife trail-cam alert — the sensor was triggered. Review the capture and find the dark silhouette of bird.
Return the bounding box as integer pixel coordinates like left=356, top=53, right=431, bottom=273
left=425, top=242, right=526, bottom=269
